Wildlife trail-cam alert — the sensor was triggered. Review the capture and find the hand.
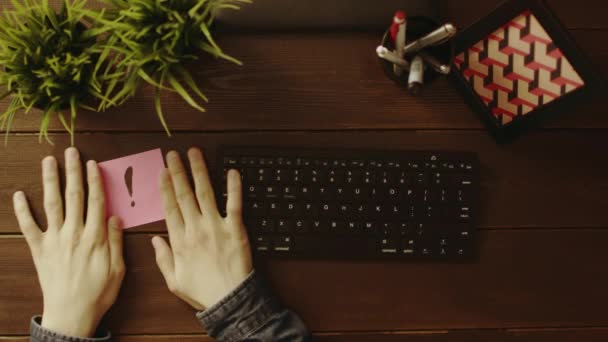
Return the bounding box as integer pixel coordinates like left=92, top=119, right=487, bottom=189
left=12, top=147, right=125, bottom=337
left=152, top=147, right=253, bottom=311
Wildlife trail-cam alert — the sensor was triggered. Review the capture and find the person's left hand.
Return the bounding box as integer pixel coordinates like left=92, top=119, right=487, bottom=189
left=12, top=147, right=125, bottom=337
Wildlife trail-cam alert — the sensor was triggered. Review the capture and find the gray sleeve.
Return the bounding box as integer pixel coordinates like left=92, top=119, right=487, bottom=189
left=30, top=316, right=111, bottom=342
left=196, top=271, right=311, bottom=342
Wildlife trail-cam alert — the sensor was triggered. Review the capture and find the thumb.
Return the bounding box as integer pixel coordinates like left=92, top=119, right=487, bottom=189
left=151, top=236, right=176, bottom=292
left=107, top=216, right=125, bottom=276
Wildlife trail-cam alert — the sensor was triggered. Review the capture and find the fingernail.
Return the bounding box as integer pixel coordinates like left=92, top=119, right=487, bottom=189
left=109, top=216, right=121, bottom=228
left=188, top=147, right=199, bottom=156
left=87, top=160, right=97, bottom=169
left=13, top=191, right=24, bottom=200
left=66, top=147, right=79, bottom=159
left=160, top=168, right=169, bottom=179
left=167, top=151, right=178, bottom=161
left=151, top=236, right=159, bottom=248
left=42, top=156, right=56, bottom=167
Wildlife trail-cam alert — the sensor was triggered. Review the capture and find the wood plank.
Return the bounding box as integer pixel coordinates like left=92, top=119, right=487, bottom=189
left=1, top=229, right=608, bottom=334
left=216, top=0, right=608, bottom=31
left=1, top=31, right=606, bottom=133
left=439, top=0, right=608, bottom=30
left=1, top=131, right=608, bottom=233
left=4, top=328, right=608, bottom=341
left=112, top=328, right=608, bottom=341
left=315, top=328, right=608, bottom=342
left=1, top=0, right=605, bottom=30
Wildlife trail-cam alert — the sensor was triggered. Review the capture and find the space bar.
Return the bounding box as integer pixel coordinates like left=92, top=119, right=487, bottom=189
left=293, top=236, right=377, bottom=258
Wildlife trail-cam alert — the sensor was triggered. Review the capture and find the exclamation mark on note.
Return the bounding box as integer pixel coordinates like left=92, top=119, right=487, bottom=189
left=124, top=166, right=135, bottom=207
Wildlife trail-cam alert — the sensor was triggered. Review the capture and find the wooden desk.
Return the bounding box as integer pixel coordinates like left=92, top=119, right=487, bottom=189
left=1, top=0, right=607, bottom=340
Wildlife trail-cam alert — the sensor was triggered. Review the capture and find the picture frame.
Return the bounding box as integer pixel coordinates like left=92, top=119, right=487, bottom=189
left=449, top=0, right=605, bottom=143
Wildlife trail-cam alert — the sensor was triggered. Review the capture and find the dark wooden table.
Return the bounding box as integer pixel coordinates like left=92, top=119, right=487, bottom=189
left=1, top=0, right=608, bottom=340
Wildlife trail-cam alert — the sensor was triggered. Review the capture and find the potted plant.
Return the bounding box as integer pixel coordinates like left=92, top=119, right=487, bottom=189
left=0, top=0, right=116, bottom=145
left=88, top=0, right=251, bottom=135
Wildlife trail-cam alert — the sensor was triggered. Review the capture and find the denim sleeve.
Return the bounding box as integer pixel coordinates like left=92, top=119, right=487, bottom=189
left=196, top=271, right=311, bottom=342
left=29, top=316, right=111, bottom=342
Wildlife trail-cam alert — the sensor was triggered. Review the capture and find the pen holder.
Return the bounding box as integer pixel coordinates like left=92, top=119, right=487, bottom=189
left=380, top=16, right=454, bottom=88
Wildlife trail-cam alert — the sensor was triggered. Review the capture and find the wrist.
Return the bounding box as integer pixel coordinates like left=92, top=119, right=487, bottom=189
left=41, top=309, right=99, bottom=338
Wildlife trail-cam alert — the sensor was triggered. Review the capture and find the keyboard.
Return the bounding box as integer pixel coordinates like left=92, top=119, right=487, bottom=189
left=217, top=147, right=479, bottom=260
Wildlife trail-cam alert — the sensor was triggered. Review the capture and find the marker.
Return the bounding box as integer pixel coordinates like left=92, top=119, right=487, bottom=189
left=419, top=51, right=451, bottom=75
left=389, top=10, right=407, bottom=76
left=408, top=55, right=424, bottom=95
left=376, top=46, right=410, bottom=71
left=402, top=23, right=457, bottom=56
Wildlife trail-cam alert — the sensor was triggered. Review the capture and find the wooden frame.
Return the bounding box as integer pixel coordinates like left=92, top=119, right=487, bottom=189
left=450, top=0, right=605, bottom=143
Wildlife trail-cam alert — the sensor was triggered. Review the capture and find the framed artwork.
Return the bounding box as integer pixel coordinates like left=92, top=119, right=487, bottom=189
left=450, top=0, right=604, bottom=142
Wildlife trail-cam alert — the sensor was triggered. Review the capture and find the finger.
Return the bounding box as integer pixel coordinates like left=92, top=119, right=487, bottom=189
left=42, top=156, right=63, bottom=230
left=64, top=147, right=84, bottom=228
left=226, top=169, right=243, bottom=222
left=107, top=216, right=125, bottom=275
left=160, top=168, right=184, bottom=240
left=166, top=151, right=200, bottom=220
left=13, top=191, right=42, bottom=251
left=151, top=236, right=176, bottom=292
left=85, top=160, right=107, bottom=243
left=188, top=148, right=218, bottom=215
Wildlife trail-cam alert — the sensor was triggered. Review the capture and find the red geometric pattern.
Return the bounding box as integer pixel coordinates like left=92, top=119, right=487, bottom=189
left=454, top=11, right=584, bottom=126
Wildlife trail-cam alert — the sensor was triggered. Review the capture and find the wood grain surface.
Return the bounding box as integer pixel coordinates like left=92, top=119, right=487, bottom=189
left=2, top=229, right=608, bottom=335
left=0, top=0, right=607, bottom=340
left=4, top=328, right=608, bottom=341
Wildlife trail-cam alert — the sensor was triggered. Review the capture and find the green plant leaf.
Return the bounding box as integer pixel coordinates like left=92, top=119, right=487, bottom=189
left=174, top=65, right=208, bottom=102
left=167, top=72, right=206, bottom=112
left=154, top=70, right=171, bottom=136
left=1, top=97, right=20, bottom=146
left=137, top=68, right=173, bottom=91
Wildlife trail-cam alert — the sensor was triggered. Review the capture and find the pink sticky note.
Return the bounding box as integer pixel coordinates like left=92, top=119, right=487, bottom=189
left=98, top=149, right=165, bottom=229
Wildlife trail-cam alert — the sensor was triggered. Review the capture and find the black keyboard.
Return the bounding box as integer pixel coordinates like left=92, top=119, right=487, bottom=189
left=217, top=147, right=479, bottom=260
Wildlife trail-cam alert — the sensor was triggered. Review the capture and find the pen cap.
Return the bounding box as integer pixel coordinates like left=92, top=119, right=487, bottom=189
left=379, top=16, right=454, bottom=88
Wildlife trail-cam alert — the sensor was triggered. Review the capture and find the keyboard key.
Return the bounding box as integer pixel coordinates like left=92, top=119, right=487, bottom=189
left=273, top=236, right=292, bottom=252
left=282, top=186, right=296, bottom=198
left=224, top=157, right=239, bottom=166
left=298, top=186, right=314, bottom=199
left=402, top=238, right=415, bottom=255
left=411, top=172, right=428, bottom=186
left=320, top=202, right=336, bottom=217
left=250, top=219, right=275, bottom=233
left=311, top=220, right=324, bottom=232
left=292, top=170, right=304, bottom=183
left=346, top=221, right=363, bottom=234
left=345, top=170, right=362, bottom=184
left=363, top=221, right=378, bottom=235
left=302, top=202, right=319, bottom=217
left=254, top=236, right=271, bottom=252
left=380, top=222, right=398, bottom=236
left=328, top=220, right=346, bottom=234
left=282, top=202, right=302, bottom=216
left=276, top=219, right=295, bottom=233
left=245, top=185, right=259, bottom=198
left=294, top=220, right=310, bottom=233
left=246, top=201, right=266, bottom=216
left=268, top=202, right=281, bottom=216
left=379, top=237, right=398, bottom=254
left=353, top=203, right=369, bottom=218
left=263, top=186, right=278, bottom=198
left=337, top=203, right=352, bottom=216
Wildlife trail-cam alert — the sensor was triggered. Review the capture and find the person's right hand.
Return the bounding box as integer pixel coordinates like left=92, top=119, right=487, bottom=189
left=152, top=148, right=253, bottom=311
